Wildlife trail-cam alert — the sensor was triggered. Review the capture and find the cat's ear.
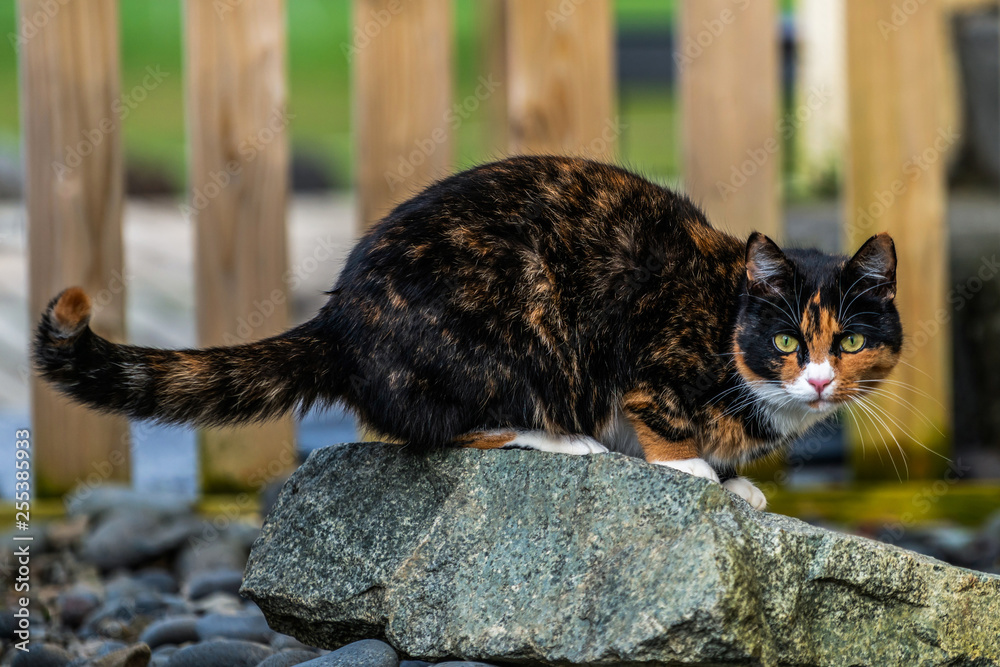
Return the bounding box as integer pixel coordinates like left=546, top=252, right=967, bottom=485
left=745, top=232, right=792, bottom=294
left=845, top=232, right=896, bottom=301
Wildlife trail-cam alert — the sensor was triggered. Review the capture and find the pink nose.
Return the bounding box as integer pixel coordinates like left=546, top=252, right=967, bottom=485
left=808, top=378, right=832, bottom=396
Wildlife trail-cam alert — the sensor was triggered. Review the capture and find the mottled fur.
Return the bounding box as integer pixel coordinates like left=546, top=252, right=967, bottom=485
left=34, top=156, right=902, bottom=499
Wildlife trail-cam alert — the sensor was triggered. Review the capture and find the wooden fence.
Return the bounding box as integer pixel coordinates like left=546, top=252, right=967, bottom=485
left=18, top=0, right=969, bottom=499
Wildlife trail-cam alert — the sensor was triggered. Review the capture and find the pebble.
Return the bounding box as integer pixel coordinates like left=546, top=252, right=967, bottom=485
left=59, top=586, right=102, bottom=628
left=96, top=641, right=129, bottom=656
left=1, top=608, right=20, bottom=640
left=139, top=615, right=200, bottom=649
left=175, top=536, right=247, bottom=581
left=81, top=511, right=203, bottom=571
left=134, top=569, right=180, bottom=594
left=256, top=649, right=322, bottom=667
left=66, top=485, right=193, bottom=520
left=296, top=639, right=398, bottom=666
left=186, top=568, right=244, bottom=600
left=164, top=639, right=274, bottom=666
left=195, top=611, right=274, bottom=643
left=271, top=633, right=313, bottom=651
left=10, top=644, right=73, bottom=667
left=86, top=643, right=153, bottom=667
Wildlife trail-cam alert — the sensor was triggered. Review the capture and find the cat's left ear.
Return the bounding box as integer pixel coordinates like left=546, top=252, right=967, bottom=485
left=745, top=232, right=793, bottom=294
left=844, top=232, right=896, bottom=301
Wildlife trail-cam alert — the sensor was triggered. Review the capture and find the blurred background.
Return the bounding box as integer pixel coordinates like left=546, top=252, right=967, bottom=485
left=0, top=0, right=998, bottom=546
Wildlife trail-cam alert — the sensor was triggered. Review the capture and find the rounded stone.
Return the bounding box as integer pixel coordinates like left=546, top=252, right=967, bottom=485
left=185, top=569, right=243, bottom=601
left=58, top=586, right=102, bottom=628
left=194, top=611, right=274, bottom=643
left=133, top=570, right=179, bottom=595
left=11, top=644, right=74, bottom=667
left=164, top=639, right=273, bottom=667
left=270, top=633, right=314, bottom=651
left=256, top=649, right=321, bottom=667
left=138, top=616, right=199, bottom=649
left=296, top=639, right=398, bottom=666
left=87, top=643, right=153, bottom=667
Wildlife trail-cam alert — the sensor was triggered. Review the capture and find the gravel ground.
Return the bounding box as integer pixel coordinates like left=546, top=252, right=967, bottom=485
left=0, top=484, right=496, bottom=667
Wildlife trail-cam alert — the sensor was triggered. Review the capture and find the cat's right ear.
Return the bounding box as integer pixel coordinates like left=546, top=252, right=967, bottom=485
left=745, top=232, right=792, bottom=294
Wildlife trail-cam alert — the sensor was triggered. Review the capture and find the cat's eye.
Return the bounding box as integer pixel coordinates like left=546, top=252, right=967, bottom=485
left=773, top=334, right=799, bottom=354
left=840, top=332, right=866, bottom=353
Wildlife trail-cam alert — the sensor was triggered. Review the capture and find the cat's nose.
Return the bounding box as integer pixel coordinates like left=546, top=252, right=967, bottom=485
left=808, top=377, right=832, bottom=396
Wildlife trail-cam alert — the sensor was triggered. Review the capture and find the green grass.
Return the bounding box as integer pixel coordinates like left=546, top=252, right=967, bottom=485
left=0, top=1, right=703, bottom=189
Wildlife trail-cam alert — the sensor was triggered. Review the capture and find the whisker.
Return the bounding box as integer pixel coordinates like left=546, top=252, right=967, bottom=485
left=852, top=397, right=904, bottom=481
left=853, top=394, right=951, bottom=463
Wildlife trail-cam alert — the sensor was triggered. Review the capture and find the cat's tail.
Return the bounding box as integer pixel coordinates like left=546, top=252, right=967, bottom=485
left=33, top=287, right=339, bottom=427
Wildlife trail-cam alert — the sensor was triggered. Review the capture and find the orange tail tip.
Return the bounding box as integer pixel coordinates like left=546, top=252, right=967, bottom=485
left=50, top=287, right=92, bottom=337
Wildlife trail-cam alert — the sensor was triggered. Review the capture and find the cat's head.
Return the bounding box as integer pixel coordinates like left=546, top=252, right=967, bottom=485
left=733, top=232, right=903, bottom=427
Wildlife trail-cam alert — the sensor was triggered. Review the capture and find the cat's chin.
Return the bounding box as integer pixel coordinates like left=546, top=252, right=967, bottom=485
left=805, top=398, right=838, bottom=413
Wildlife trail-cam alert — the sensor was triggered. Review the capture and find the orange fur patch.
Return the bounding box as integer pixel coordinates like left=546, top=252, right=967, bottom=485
left=700, top=407, right=756, bottom=463
left=455, top=431, right=517, bottom=450
left=633, top=421, right=699, bottom=461
left=688, top=222, right=726, bottom=256
left=52, top=287, right=91, bottom=334
left=833, top=347, right=900, bottom=399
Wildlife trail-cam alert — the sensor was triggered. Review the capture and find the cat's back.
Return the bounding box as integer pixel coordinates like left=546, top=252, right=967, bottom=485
left=340, top=155, right=715, bottom=283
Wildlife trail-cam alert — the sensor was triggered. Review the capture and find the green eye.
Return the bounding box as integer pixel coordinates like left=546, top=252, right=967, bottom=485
left=773, top=334, right=799, bottom=354
left=840, top=332, right=866, bottom=353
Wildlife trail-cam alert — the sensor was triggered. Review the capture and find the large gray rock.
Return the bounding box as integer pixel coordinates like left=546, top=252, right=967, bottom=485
left=242, top=443, right=1000, bottom=666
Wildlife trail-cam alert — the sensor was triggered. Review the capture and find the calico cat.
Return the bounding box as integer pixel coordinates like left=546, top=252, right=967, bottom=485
left=34, top=156, right=902, bottom=510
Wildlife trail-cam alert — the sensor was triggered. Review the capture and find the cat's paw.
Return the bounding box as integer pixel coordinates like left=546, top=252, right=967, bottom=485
left=652, top=457, right=720, bottom=483
left=723, top=477, right=768, bottom=510
left=504, top=432, right=609, bottom=455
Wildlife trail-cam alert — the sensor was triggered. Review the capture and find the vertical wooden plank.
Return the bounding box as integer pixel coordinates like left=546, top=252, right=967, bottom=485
left=185, top=0, right=295, bottom=492
left=844, top=0, right=951, bottom=479
left=480, top=0, right=508, bottom=156
left=795, top=0, right=847, bottom=191
left=678, top=0, right=781, bottom=239
left=505, top=0, right=616, bottom=159
left=354, top=0, right=453, bottom=232
left=20, top=0, right=130, bottom=496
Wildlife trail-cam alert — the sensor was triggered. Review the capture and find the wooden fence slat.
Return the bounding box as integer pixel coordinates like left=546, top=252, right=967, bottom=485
left=679, top=0, right=781, bottom=239
left=505, top=0, right=616, bottom=159
left=185, top=0, right=295, bottom=492
left=795, top=0, right=847, bottom=192
left=354, top=0, right=453, bottom=231
left=20, top=0, right=130, bottom=496
left=845, top=0, right=951, bottom=479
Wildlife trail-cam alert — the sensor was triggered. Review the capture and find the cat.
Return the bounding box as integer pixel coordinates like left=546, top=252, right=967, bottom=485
left=33, top=155, right=903, bottom=510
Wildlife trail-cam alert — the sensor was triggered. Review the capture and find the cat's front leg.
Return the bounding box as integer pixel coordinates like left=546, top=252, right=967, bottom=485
left=722, top=477, right=768, bottom=510
left=622, top=397, right=720, bottom=483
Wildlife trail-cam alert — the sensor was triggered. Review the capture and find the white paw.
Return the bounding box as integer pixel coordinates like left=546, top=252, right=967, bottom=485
left=723, top=477, right=768, bottom=510
left=652, top=457, right=720, bottom=483
left=504, top=431, right=609, bottom=455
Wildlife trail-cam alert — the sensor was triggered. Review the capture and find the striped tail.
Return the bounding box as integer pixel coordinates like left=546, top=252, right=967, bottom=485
left=33, top=287, right=337, bottom=427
